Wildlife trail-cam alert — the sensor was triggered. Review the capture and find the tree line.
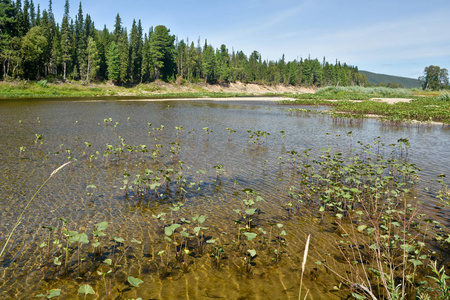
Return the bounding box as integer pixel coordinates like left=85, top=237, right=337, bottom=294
left=0, top=0, right=368, bottom=87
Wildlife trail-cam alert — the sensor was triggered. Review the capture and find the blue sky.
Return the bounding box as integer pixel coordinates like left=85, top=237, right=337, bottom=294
left=33, top=0, right=450, bottom=79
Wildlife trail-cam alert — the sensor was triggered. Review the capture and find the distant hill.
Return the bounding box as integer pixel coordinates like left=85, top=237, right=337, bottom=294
left=360, top=70, right=421, bottom=89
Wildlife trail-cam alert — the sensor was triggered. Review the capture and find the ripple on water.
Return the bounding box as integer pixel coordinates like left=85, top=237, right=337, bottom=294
left=0, top=99, right=449, bottom=299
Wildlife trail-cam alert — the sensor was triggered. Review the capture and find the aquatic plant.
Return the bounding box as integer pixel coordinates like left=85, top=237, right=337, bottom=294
left=225, top=127, right=236, bottom=141
left=78, top=284, right=95, bottom=300
left=35, top=289, right=61, bottom=299
left=127, top=276, right=144, bottom=299
left=202, top=127, right=212, bottom=141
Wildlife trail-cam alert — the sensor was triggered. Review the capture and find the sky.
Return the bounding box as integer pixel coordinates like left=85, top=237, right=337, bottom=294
left=32, top=0, right=450, bottom=79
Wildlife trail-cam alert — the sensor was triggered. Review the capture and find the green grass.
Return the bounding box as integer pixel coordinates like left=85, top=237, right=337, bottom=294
left=0, top=81, right=280, bottom=99
left=279, top=86, right=450, bottom=124
left=291, top=86, right=414, bottom=101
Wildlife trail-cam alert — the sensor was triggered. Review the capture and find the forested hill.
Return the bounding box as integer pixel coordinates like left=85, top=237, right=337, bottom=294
left=359, top=70, right=421, bottom=88
left=0, top=0, right=368, bottom=87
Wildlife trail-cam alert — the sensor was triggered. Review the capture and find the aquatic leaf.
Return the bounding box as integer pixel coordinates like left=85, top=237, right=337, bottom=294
left=357, top=225, right=367, bottom=232
left=366, top=228, right=376, bottom=235
left=369, top=243, right=379, bottom=250
left=103, top=259, right=112, bottom=266
left=258, top=228, right=267, bottom=234
left=127, top=276, right=144, bottom=288
left=79, top=233, right=89, bottom=244
left=336, top=214, right=343, bottom=220
left=401, top=244, right=415, bottom=253
left=53, top=256, right=61, bottom=266
left=114, top=237, right=125, bottom=243
left=96, top=222, right=108, bottom=231
left=40, top=242, right=46, bottom=248
left=315, top=261, right=322, bottom=265
left=280, top=230, right=287, bottom=236
left=131, top=239, right=141, bottom=244
left=245, top=208, right=257, bottom=216
left=78, top=284, right=95, bottom=295
left=206, top=239, right=216, bottom=244
left=276, top=223, right=283, bottom=228
left=198, top=215, right=206, bottom=224
left=409, top=259, right=423, bottom=267
left=165, top=224, right=181, bottom=236
left=243, top=232, right=257, bottom=241
left=247, top=249, right=257, bottom=257
left=352, top=292, right=367, bottom=299
left=36, top=289, right=61, bottom=298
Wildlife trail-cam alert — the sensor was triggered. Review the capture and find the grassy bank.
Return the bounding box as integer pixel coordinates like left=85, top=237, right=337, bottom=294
left=281, top=86, right=450, bottom=124
left=0, top=80, right=294, bottom=99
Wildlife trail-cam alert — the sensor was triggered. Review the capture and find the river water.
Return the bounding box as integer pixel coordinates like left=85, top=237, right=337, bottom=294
left=0, top=98, right=449, bottom=299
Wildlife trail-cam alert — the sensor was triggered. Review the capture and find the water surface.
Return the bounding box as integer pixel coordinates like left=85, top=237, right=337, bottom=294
left=0, top=98, right=449, bottom=299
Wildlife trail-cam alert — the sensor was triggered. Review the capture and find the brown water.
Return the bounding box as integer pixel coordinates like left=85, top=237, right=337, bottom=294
left=0, top=98, right=449, bottom=299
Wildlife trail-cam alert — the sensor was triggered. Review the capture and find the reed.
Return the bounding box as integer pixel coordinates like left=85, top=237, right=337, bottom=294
left=0, top=161, right=71, bottom=259
left=299, top=234, right=310, bottom=300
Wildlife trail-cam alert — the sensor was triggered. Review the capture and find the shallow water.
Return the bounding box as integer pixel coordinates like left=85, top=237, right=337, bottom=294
left=0, top=99, right=449, bottom=299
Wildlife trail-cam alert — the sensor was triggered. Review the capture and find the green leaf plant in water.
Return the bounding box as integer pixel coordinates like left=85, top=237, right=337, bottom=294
left=97, top=258, right=113, bottom=299
left=127, top=276, right=144, bottom=300
left=225, top=127, right=236, bottom=141
left=193, top=214, right=208, bottom=255
left=67, top=230, right=89, bottom=276
left=202, top=127, right=211, bottom=141
left=78, top=284, right=95, bottom=300
left=242, top=232, right=257, bottom=274
left=92, top=221, right=108, bottom=256
left=41, top=225, right=57, bottom=263
left=35, top=289, right=61, bottom=299
left=164, top=223, right=181, bottom=271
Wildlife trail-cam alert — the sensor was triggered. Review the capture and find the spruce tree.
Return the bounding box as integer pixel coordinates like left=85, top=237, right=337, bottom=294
left=106, top=41, right=119, bottom=82
left=60, top=0, right=71, bottom=80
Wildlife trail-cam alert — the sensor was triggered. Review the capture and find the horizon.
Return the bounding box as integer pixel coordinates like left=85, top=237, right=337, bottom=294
left=28, top=0, right=450, bottom=80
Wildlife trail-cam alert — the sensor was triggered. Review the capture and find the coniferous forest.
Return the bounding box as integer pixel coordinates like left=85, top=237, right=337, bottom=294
left=0, top=0, right=368, bottom=87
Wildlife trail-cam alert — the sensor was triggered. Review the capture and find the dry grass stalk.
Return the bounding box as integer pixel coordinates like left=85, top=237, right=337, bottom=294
left=0, top=161, right=71, bottom=259
left=299, top=234, right=311, bottom=300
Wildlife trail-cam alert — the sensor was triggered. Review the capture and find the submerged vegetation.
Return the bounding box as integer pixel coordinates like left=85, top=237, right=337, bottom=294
left=0, top=111, right=449, bottom=299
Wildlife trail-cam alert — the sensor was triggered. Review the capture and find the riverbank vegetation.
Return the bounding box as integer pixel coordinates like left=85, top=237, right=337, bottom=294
left=0, top=80, right=259, bottom=98
left=280, top=86, right=450, bottom=124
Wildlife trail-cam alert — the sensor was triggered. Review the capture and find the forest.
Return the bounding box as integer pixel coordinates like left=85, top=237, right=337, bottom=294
left=0, top=0, right=368, bottom=87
